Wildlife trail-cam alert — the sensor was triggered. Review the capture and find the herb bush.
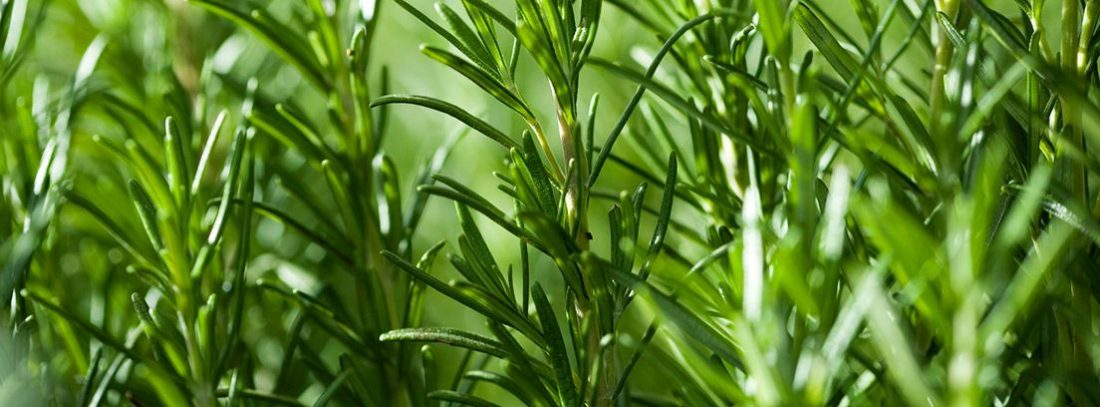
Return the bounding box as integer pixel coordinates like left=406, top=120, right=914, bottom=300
left=3, top=0, right=1100, bottom=405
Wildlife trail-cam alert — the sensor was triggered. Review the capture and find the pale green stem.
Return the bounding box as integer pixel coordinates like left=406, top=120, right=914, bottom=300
left=1061, top=0, right=1086, bottom=202
left=930, top=0, right=959, bottom=146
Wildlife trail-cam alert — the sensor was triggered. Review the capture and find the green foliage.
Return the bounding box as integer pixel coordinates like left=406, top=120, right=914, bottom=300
left=3, top=0, right=1100, bottom=406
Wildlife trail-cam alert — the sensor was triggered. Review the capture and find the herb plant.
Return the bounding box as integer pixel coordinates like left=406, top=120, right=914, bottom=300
left=3, top=0, right=1100, bottom=406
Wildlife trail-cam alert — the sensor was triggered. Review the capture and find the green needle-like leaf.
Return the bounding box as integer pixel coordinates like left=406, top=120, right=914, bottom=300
left=371, top=95, right=517, bottom=149
left=190, top=0, right=329, bottom=88
left=127, top=180, right=166, bottom=257
left=532, top=284, right=577, bottom=407
left=381, top=327, right=511, bottom=359
left=606, top=265, right=741, bottom=367
left=638, top=154, right=676, bottom=279
left=428, top=390, right=501, bottom=407
left=421, top=45, right=537, bottom=124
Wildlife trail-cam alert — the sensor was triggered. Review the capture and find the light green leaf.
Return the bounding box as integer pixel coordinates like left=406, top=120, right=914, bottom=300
left=371, top=95, right=517, bottom=149
left=380, top=327, right=511, bottom=359
left=421, top=45, right=536, bottom=123
left=190, top=0, right=329, bottom=88
left=427, top=390, right=501, bottom=407
left=531, top=284, right=577, bottom=407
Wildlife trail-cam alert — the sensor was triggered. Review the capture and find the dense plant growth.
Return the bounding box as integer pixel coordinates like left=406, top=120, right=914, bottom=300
left=3, top=0, right=1100, bottom=405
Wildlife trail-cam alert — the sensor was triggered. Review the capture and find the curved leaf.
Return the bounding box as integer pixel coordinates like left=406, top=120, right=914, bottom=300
left=380, top=327, right=510, bottom=359
left=372, top=95, right=517, bottom=149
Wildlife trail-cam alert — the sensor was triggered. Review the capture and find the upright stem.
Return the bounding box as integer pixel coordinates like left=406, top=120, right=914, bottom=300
left=533, top=122, right=567, bottom=184
left=1061, top=0, right=1087, bottom=203
left=930, top=0, right=959, bottom=144
left=559, top=108, right=588, bottom=250
left=1083, top=1, right=1100, bottom=215
left=557, top=87, right=608, bottom=404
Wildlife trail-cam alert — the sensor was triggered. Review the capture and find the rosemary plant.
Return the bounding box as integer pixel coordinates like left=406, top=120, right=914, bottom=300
left=3, top=0, right=1100, bottom=406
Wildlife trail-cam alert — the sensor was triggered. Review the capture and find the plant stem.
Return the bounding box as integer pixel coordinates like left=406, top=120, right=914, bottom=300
left=930, top=0, right=959, bottom=146
left=1061, top=0, right=1086, bottom=203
